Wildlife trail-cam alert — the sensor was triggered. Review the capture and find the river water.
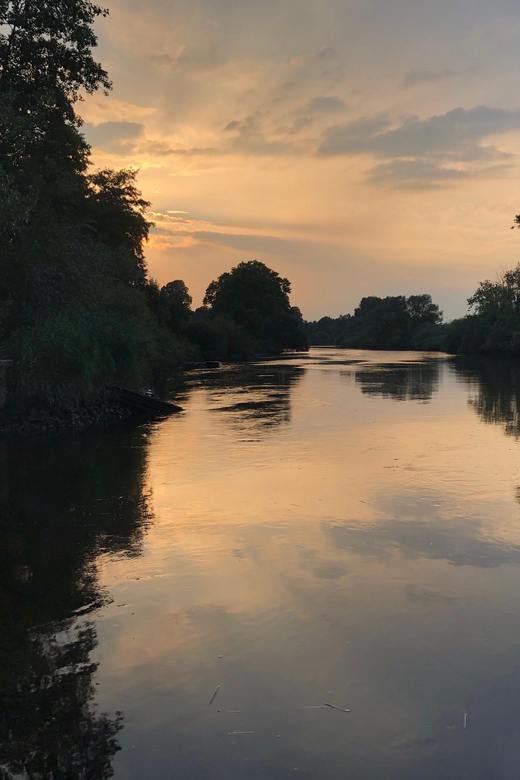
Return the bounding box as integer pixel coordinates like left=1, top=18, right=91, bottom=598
left=3, top=348, right=520, bottom=779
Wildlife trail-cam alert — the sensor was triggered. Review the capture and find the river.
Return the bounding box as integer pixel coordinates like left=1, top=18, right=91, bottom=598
left=2, top=348, right=520, bottom=779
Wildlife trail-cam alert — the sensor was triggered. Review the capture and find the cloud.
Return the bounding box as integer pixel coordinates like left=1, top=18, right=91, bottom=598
left=83, top=121, right=144, bottom=153
left=318, top=115, right=392, bottom=155
left=80, top=96, right=156, bottom=125
left=402, top=68, right=457, bottom=87
left=287, top=116, right=314, bottom=135
left=170, top=230, right=307, bottom=255
left=84, top=123, right=220, bottom=159
left=314, top=46, right=337, bottom=61
left=366, top=159, right=510, bottom=190
left=140, top=141, right=219, bottom=157
left=319, top=106, right=520, bottom=158
left=219, top=112, right=305, bottom=156
left=317, top=105, right=520, bottom=186
left=304, top=96, right=348, bottom=114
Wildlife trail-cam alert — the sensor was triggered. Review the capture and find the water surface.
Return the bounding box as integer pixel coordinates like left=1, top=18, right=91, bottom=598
left=3, top=349, right=520, bottom=779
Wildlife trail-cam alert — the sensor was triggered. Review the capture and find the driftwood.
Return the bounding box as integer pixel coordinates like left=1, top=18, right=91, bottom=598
left=115, top=387, right=183, bottom=415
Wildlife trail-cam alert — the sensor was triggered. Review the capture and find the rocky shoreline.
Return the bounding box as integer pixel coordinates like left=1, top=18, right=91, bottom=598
left=0, top=399, right=134, bottom=436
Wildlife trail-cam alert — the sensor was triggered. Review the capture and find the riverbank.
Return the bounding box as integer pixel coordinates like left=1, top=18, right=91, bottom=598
left=0, top=398, right=134, bottom=436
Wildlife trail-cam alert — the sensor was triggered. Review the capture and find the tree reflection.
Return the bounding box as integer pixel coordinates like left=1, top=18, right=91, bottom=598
left=455, top=356, right=520, bottom=437
left=189, top=364, right=305, bottom=429
left=0, top=424, right=153, bottom=779
left=355, top=360, right=441, bottom=401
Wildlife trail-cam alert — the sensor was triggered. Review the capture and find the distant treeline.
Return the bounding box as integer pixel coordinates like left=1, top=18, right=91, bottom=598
left=304, top=294, right=444, bottom=350
left=0, top=2, right=307, bottom=406
left=305, top=262, right=520, bottom=355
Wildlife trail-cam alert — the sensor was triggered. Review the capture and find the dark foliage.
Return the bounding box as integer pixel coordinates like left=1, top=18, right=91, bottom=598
left=0, top=0, right=111, bottom=183
left=203, top=260, right=309, bottom=355
left=305, top=294, right=444, bottom=351
left=445, top=264, right=520, bottom=354
left=0, top=0, right=180, bottom=404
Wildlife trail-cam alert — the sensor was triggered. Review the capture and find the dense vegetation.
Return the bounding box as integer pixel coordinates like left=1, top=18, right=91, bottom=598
left=306, top=262, right=520, bottom=356
left=444, top=264, right=520, bottom=354
left=305, top=294, right=444, bottom=350
left=0, top=1, right=307, bottom=407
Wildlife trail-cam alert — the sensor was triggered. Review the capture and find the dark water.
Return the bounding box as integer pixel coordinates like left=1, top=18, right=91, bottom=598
left=3, top=349, right=520, bottom=779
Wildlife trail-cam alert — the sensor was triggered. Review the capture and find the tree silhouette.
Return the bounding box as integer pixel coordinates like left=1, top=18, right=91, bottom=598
left=0, top=0, right=111, bottom=181
left=204, top=260, right=308, bottom=354
left=160, top=280, right=192, bottom=331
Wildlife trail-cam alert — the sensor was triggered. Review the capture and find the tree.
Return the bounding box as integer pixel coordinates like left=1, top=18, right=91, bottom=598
left=444, top=263, right=520, bottom=354
left=203, top=260, right=308, bottom=354
left=353, top=296, right=383, bottom=319
left=160, top=280, right=192, bottom=331
left=406, top=294, right=442, bottom=325
left=305, top=294, right=444, bottom=350
left=356, top=296, right=410, bottom=349
left=85, top=168, right=153, bottom=286
left=204, top=260, right=291, bottom=318
left=0, top=0, right=110, bottom=178
left=0, top=0, right=116, bottom=339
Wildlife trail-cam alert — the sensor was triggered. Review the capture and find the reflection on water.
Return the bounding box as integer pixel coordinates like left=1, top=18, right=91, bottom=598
left=7, top=349, right=520, bottom=778
left=355, top=360, right=441, bottom=401
left=185, top=363, right=305, bottom=430
left=0, top=427, right=153, bottom=779
left=326, top=508, right=520, bottom=568
left=455, top=356, right=520, bottom=437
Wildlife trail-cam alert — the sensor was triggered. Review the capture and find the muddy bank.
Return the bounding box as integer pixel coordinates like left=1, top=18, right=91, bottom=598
left=0, top=399, right=134, bottom=436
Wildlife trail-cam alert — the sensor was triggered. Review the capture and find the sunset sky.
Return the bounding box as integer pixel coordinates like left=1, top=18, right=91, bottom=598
left=83, top=0, right=520, bottom=320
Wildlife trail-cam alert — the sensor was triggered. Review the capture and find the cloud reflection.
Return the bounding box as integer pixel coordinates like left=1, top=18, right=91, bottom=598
left=325, top=514, right=520, bottom=569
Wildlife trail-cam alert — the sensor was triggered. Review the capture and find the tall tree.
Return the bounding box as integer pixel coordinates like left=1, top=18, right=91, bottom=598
left=204, top=260, right=308, bottom=354
left=160, top=280, right=192, bottom=331
left=85, top=168, right=152, bottom=286
left=0, top=0, right=111, bottom=178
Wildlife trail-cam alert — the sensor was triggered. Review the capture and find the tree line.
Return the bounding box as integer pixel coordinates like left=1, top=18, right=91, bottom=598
left=305, top=264, right=520, bottom=355
left=305, top=294, right=444, bottom=350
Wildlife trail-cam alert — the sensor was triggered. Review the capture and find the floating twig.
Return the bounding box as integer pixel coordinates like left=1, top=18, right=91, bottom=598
left=228, top=731, right=254, bottom=735
left=322, top=703, right=350, bottom=713
left=463, top=712, right=468, bottom=729
left=209, top=685, right=221, bottom=706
